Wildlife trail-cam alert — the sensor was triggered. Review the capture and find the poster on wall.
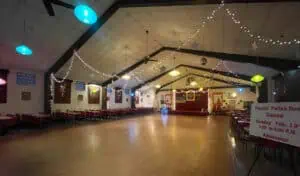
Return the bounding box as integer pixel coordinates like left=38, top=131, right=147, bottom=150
left=250, top=102, right=300, bottom=147
left=176, top=92, right=186, bottom=103
left=75, top=81, right=85, bottom=91
left=54, top=81, right=72, bottom=104
left=212, top=92, right=223, bottom=112
left=186, top=91, right=195, bottom=101
left=16, top=72, right=36, bottom=86
left=115, top=88, right=123, bottom=103
left=77, top=94, right=83, bottom=101
left=88, top=85, right=100, bottom=104
left=21, top=91, right=31, bottom=101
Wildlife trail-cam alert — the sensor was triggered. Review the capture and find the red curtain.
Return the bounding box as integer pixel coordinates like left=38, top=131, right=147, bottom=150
left=0, top=69, right=9, bottom=104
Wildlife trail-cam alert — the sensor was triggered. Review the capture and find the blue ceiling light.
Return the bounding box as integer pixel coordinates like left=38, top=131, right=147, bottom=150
left=74, top=5, right=97, bottom=25
left=238, top=88, right=244, bottom=93
left=16, top=45, right=33, bottom=56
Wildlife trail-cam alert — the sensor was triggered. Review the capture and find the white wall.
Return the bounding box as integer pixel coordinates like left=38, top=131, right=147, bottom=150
left=135, top=89, right=156, bottom=108
left=0, top=69, right=44, bottom=114
left=52, top=83, right=102, bottom=112
left=107, top=88, right=131, bottom=109
left=208, top=88, right=257, bottom=113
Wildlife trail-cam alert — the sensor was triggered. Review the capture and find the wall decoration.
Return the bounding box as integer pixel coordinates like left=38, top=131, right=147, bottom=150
left=75, top=81, right=85, bottom=91
left=212, top=92, right=223, bottom=112
left=77, top=94, right=83, bottom=101
left=88, top=85, right=100, bottom=104
left=54, top=80, right=72, bottom=104
left=176, top=92, right=186, bottom=103
left=125, top=89, right=130, bottom=95
left=186, top=91, right=195, bottom=101
left=115, top=88, right=123, bottom=103
left=164, top=94, right=172, bottom=107
left=135, top=96, right=139, bottom=104
left=0, top=69, right=8, bottom=104
left=16, top=72, right=36, bottom=86
left=107, top=88, right=113, bottom=93
left=21, top=91, right=31, bottom=101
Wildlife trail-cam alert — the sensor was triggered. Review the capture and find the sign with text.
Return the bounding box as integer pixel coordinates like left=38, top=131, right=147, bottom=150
left=250, top=102, right=300, bottom=147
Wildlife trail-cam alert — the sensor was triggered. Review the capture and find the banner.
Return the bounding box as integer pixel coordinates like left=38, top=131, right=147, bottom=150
left=250, top=102, right=300, bottom=147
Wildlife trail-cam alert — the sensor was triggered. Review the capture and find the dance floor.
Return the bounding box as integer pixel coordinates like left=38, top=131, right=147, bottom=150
left=0, top=114, right=295, bottom=176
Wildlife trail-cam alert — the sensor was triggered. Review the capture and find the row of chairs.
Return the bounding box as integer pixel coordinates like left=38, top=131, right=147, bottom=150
left=0, top=108, right=155, bottom=135
left=230, top=110, right=298, bottom=172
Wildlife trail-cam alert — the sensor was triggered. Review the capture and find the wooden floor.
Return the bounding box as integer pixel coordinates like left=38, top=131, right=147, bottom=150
left=0, top=114, right=294, bottom=176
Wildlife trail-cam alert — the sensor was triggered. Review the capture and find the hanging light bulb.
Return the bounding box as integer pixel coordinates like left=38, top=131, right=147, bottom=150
left=169, top=70, right=180, bottom=77
left=172, top=89, right=176, bottom=92
left=0, top=78, right=7, bottom=85
left=199, top=87, right=203, bottom=91
left=251, top=74, right=265, bottom=83
left=121, top=74, right=131, bottom=80
left=74, top=5, right=97, bottom=25
left=155, top=85, right=161, bottom=89
left=16, top=45, right=33, bottom=56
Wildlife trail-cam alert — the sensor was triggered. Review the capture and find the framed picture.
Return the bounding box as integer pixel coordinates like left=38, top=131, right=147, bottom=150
left=88, top=85, right=100, bottom=104
left=176, top=92, right=186, bottom=103
left=115, top=88, right=123, bottom=103
left=77, top=94, right=83, bottom=101
left=21, top=91, right=31, bottom=101
left=186, top=91, right=195, bottom=101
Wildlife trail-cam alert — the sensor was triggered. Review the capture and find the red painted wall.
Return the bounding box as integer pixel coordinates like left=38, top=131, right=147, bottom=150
left=176, top=92, right=208, bottom=111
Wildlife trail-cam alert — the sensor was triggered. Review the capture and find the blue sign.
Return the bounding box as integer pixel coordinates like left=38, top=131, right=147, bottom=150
left=75, top=82, right=85, bottom=91
left=16, top=72, right=36, bottom=85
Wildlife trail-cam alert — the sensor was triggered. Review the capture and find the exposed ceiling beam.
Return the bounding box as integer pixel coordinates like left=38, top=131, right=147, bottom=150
left=158, top=85, right=253, bottom=92
left=101, top=47, right=165, bottom=86
left=52, top=0, right=75, bottom=10
left=156, top=72, right=252, bottom=93
left=133, top=64, right=253, bottom=90
left=165, top=46, right=300, bottom=71
left=121, top=0, right=300, bottom=8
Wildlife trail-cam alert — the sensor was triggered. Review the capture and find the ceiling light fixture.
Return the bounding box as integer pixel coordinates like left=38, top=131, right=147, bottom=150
left=231, top=92, right=237, bottom=98
left=74, top=5, right=97, bottom=25
left=0, top=78, right=7, bottom=85
left=122, top=74, right=131, bottom=80
left=199, top=87, right=203, bottom=91
left=169, top=70, right=180, bottom=77
left=297, top=65, right=300, bottom=69
left=251, top=74, right=264, bottom=83
left=155, top=85, right=161, bottom=89
left=190, top=81, right=198, bottom=86
left=16, top=45, right=33, bottom=56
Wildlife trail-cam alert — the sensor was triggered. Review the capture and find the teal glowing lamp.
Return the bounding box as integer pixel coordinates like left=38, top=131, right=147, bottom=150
left=16, top=45, right=33, bottom=56
left=74, top=5, right=97, bottom=25
left=251, top=74, right=264, bottom=83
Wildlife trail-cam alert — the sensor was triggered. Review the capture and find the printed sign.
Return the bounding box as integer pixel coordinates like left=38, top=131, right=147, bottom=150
left=250, top=102, right=300, bottom=147
left=75, top=82, right=85, bottom=91
left=16, top=72, right=36, bottom=85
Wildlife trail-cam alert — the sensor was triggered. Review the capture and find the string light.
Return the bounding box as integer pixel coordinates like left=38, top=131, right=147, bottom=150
left=225, top=8, right=300, bottom=46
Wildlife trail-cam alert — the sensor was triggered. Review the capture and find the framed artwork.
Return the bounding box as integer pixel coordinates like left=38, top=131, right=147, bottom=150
left=135, top=96, right=139, bottom=104
left=164, top=94, right=172, bottom=106
left=176, top=92, right=186, bottom=103
left=186, top=91, right=195, bottom=101
left=212, top=92, right=223, bottom=112
left=115, top=88, right=123, bottom=103
left=77, top=94, right=83, bottom=101
left=21, top=91, right=31, bottom=101
left=88, top=85, right=100, bottom=104
left=54, top=80, right=72, bottom=104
